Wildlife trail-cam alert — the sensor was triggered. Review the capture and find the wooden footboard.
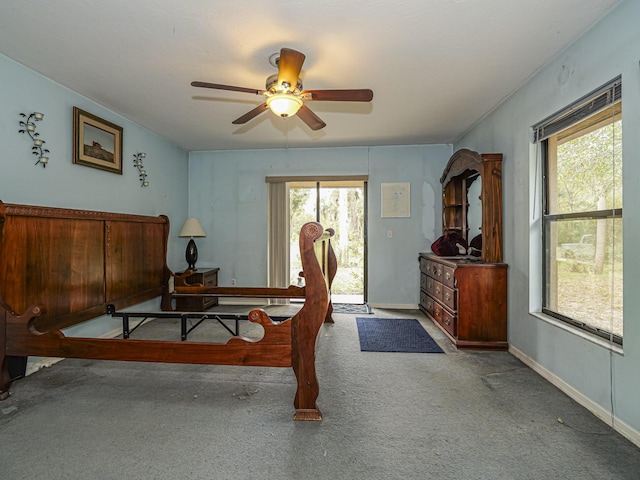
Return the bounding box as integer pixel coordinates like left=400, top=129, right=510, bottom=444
left=2, top=303, right=293, bottom=366
left=0, top=200, right=333, bottom=419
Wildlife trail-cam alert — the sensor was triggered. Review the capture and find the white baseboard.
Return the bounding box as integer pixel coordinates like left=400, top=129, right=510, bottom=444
left=368, top=303, right=419, bottom=310
left=25, top=357, right=65, bottom=376
left=509, top=344, right=640, bottom=448
left=217, top=298, right=271, bottom=306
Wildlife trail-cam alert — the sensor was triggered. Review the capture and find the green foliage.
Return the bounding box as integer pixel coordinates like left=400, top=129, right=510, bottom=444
left=289, top=183, right=365, bottom=294
left=555, top=119, right=622, bottom=214
left=553, top=117, right=622, bottom=259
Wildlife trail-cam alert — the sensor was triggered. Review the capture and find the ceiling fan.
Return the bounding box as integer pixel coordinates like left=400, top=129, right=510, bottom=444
left=191, top=48, right=373, bottom=131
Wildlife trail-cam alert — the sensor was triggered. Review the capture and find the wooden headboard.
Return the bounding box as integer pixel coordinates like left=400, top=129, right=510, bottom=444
left=0, top=201, right=170, bottom=332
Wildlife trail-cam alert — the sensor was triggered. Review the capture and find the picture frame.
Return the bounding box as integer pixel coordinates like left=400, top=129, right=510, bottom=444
left=73, top=107, right=123, bottom=174
left=381, top=182, right=411, bottom=218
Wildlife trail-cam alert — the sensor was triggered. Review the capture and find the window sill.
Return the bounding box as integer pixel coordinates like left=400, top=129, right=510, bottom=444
left=529, top=311, right=624, bottom=355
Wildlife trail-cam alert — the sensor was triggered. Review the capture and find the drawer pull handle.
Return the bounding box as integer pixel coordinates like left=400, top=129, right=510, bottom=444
left=445, top=272, right=451, bottom=280
left=435, top=310, right=440, bottom=317
left=437, top=268, right=442, bottom=277
left=445, top=293, right=450, bottom=301
left=436, top=286, right=441, bottom=294
left=445, top=318, right=451, bottom=325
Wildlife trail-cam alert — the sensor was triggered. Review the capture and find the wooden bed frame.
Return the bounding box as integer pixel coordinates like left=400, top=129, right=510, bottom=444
left=0, top=200, right=336, bottom=420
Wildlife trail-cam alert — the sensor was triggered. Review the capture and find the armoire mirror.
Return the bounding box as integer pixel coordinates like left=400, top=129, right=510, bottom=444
left=466, top=175, right=482, bottom=242
left=440, top=149, right=504, bottom=263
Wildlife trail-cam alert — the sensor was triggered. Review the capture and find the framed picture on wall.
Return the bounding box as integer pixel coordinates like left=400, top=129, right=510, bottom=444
left=73, top=107, right=123, bottom=174
left=381, top=182, right=411, bottom=218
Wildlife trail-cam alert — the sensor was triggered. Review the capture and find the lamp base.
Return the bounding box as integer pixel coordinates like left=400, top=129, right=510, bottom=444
left=185, top=238, right=198, bottom=271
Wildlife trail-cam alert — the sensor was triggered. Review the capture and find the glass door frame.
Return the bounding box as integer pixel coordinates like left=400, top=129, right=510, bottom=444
left=267, top=175, right=368, bottom=304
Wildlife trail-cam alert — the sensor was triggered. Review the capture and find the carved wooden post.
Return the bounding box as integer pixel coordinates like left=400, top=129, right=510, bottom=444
left=0, top=299, right=43, bottom=400
left=291, top=222, right=328, bottom=420
left=323, top=229, right=337, bottom=324
left=480, top=153, right=503, bottom=263
left=0, top=304, right=9, bottom=400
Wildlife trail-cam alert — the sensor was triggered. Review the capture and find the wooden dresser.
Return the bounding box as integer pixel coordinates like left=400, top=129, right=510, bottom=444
left=419, top=253, right=507, bottom=350
left=175, top=267, right=219, bottom=311
left=421, top=149, right=508, bottom=350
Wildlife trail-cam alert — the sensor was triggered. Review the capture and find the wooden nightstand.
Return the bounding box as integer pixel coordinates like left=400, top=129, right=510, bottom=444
left=175, top=267, right=219, bottom=311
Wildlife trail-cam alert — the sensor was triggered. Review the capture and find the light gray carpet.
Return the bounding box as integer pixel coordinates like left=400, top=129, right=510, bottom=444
left=1, top=308, right=639, bottom=480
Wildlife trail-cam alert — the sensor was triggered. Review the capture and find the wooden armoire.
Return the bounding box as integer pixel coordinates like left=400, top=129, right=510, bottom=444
left=419, top=149, right=508, bottom=350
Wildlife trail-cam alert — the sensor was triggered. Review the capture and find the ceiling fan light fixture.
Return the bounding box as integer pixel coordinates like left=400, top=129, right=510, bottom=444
left=191, top=48, right=372, bottom=130
left=266, top=93, right=303, bottom=117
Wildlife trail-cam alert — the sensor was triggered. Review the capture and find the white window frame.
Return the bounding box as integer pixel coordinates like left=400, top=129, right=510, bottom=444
left=533, top=77, right=623, bottom=345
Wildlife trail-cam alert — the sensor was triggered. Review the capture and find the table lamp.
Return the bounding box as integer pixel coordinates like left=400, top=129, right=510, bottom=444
left=179, top=218, right=206, bottom=271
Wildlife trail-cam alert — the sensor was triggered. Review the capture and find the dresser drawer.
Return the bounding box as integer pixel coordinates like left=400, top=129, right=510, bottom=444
left=420, top=272, right=428, bottom=291
left=442, top=265, right=455, bottom=288
left=203, top=270, right=218, bottom=286
left=432, top=301, right=443, bottom=325
left=440, top=308, right=456, bottom=337
left=428, top=262, right=444, bottom=282
left=420, top=256, right=429, bottom=274
left=442, top=285, right=456, bottom=311
left=433, top=281, right=444, bottom=302
left=420, top=291, right=433, bottom=316
left=433, top=300, right=456, bottom=336
left=427, top=277, right=445, bottom=301
left=425, top=296, right=434, bottom=316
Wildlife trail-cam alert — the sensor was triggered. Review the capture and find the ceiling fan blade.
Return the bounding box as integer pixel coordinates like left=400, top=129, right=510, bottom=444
left=277, top=48, right=306, bottom=91
left=232, top=103, right=269, bottom=124
left=296, top=104, right=326, bottom=131
left=301, top=89, right=374, bottom=102
left=191, top=81, right=265, bottom=96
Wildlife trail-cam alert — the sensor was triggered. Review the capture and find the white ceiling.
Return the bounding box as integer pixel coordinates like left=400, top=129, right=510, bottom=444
left=0, top=0, right=620, bottom=151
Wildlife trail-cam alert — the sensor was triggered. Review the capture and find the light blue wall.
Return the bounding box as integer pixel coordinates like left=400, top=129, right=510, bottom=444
left=1, top=53, right=190, bottom=336
left=8, top=2, right=637, bottom=438
left=188, top=144, right=451, bottom=306
left=454, top=0, right=640, bottom=436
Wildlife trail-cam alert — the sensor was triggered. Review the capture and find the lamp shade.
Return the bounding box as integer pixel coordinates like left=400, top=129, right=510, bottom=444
left=179, top=218, right=206, bottom=238
left=266, top=93, right=303, bottom=117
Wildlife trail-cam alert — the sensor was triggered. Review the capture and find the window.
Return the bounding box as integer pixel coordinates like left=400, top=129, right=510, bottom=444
left=535, top=78, right=623, bottom=344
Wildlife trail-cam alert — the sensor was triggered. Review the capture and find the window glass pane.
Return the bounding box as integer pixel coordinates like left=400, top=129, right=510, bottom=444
left=545, top=217, right=622, bottom=338
left=319, top=183, right=365, bottom=301
left=548, top=108, right=621, bottom=215
left=289, top=185, right=316, bottom=284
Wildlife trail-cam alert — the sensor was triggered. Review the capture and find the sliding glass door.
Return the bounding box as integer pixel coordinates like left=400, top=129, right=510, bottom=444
left=289, top=179, right=367, bottom=304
